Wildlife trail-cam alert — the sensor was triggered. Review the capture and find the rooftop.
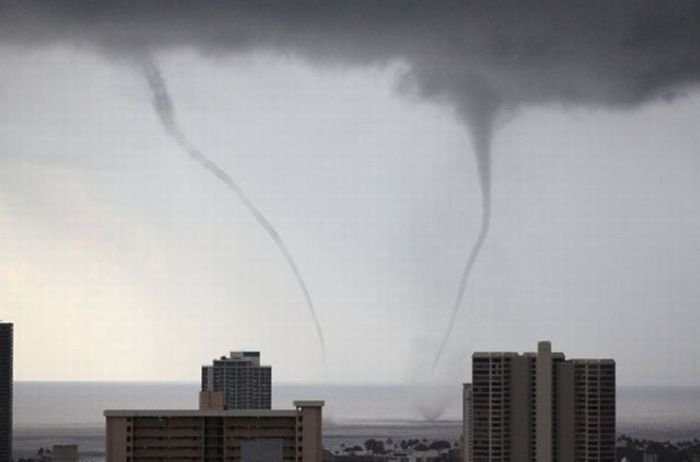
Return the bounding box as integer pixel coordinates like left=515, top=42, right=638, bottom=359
left=104, top=409, right=299, bottom=418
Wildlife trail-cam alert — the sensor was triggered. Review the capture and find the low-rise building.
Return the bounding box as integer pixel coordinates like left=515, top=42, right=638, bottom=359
left=51, top=445, right=79, bottom=462
left=105, top=400, right=323, bottom=462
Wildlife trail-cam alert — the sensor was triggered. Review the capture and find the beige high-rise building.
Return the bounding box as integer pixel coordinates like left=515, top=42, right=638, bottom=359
left=105, top=401, right=324, bottom=462
left=464, top=341, right=615, bottom=462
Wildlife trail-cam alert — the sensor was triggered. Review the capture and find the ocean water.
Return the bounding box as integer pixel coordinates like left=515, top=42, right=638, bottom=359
left=12, top=382, right=700, bottom=458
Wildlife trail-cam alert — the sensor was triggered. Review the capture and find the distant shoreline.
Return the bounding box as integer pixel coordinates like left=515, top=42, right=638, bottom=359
left=11, top=382, right=700, bottom=458
left=13, top=422, right=700, bottom=459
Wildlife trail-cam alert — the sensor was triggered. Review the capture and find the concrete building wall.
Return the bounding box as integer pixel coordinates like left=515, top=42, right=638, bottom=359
left=52, top=444, right=79, bottom=462
left=463, top=384, right=472, bottom=462
left=535, top=341, right=552, bottom=462
left=510, top=355, right=532, bottom=462
left=202, top=351, right=272, bottom=410
left=555, top=362, right=574, bottom=462
left=471, top=353, right=518, bottom=462
left=0, top=323, right=12, bottom=462
left=241, top=439, right=283, bottom=462
left=572, top=360, right=616, bottom=462
left=105, top=402, right=323, bottom=462
left=200, top=391, right=226, bottom=411
left=105, top=416, right=128, bottom=462
left=469, top=341, right=615, bottom=462
left=296, top=401, right=323, bottom=462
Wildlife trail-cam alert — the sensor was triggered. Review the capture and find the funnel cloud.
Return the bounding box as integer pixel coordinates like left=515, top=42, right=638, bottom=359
left=2, top=1, right=700, bottom=369
left=430, top=109, right=494, bottom=372
left=139, top=57, right=326, bottom=365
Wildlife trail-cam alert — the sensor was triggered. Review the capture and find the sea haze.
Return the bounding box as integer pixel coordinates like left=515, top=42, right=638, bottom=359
left=12, top=382, right=700, bottom=458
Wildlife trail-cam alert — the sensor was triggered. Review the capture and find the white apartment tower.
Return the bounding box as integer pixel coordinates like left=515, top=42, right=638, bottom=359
left=201, top=351, right=272, bottom=410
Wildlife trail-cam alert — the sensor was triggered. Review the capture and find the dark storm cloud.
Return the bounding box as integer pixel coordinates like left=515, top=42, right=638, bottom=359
left=3, top=1, right=699, bottom=109
left=3, top=1, right=699, bottom=368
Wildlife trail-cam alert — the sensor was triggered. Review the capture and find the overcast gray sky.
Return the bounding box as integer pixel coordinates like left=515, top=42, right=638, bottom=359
left=1, top=2, right=700, bottom=385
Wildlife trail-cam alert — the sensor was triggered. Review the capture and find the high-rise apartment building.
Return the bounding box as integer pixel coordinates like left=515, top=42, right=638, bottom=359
left=201, top=351, right=272, bottom=410
left=465, top=341, right=615, bottom=462
left=0, top=322, right=12, bottom=462
left=463, top=383, right=473, bottom=462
